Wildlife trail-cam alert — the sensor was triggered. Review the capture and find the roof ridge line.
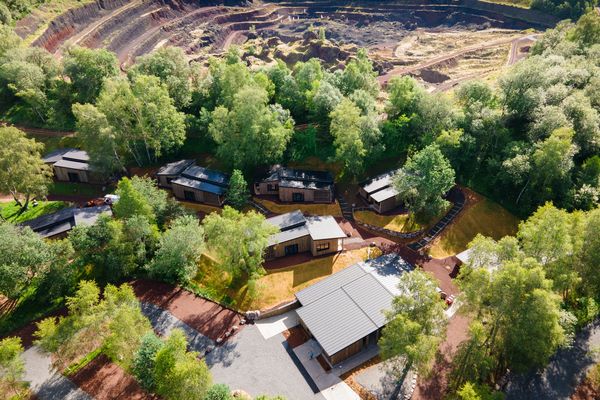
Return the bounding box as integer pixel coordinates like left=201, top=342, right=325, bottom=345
left=340, top=280, right=381, bottom=328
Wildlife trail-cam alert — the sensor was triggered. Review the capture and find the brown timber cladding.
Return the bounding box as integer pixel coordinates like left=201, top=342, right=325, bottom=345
left=171, top=183, right=224, bottom=206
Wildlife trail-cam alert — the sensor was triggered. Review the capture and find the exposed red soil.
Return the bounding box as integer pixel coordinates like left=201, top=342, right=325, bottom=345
left=130, top=279, right=243, bottom=342
left=70, top=354, right=158, bottom=400
left=571, top=378, right=600, bottom=400
left=1, top=307, right=67, bottom=349
left=412, top=313, right=471, bottom=400
left=421, top=256, right=460, bottom=296
left=282, top=325, right=309, bottom=349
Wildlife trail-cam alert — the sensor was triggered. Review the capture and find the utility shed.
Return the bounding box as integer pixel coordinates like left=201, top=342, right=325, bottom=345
left=295, top=253, right=414, bottom=366
left=21, top=205, right=112, bottom=239
left=359, top=170, right=402, bottom=213
left=43, top=148, right=104, bottom=184
left=254, top=166, right=335, bottom=203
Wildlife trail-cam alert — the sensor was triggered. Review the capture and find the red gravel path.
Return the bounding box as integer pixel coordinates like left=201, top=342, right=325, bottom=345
left=130, top=279, right=243, bottom=342
left=71, top=354, right=157, bottom=400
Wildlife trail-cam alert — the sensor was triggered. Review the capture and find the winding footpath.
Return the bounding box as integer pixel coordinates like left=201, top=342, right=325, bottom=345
left=504, top=319, right=600, bottom=399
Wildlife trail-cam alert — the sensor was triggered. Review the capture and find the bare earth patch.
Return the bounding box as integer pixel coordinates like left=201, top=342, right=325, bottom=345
left=70, top=354, right=156, bottom=400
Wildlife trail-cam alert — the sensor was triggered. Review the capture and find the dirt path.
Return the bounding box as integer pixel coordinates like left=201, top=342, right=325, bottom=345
left=378, top=33, right=530, bottom=86
left=0, top=122, right=74, bottom=137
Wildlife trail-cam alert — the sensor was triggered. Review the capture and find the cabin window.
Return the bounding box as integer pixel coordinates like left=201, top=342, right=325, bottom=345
left=267, top=184, right=278, bottom=192
left=316, top=242, right=330, bottom=252
left=183, top=190, right=195, bottom=201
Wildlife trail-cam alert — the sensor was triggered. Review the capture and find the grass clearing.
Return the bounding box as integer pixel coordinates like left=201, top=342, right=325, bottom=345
left=0, top=200, right=68, bottom=223
left=254, top=197, right=342, bottom=217
left=354, top=211, right=423, bottom=232
left=428, top=190, right=520, bottom=259
left=192, top=248, right=377, bottom=311
left=49, top=182, right=106, bottom=198
left=179, top=201, right=223, bottom=216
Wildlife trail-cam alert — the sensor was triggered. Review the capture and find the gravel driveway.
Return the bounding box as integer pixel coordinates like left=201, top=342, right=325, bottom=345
left=206, top=325, right=325, bottom=400
left=504, top=319, right=600, bottom=399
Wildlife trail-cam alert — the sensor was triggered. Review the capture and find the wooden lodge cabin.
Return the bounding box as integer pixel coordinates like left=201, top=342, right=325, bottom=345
left=358, top=170, right=402, bottom=214
left=295, top=254, right=414, bottom=366
left=164, top=163, right=230, bottom=207
left=156, top=159, right=195, bottom=188
left=21, top=205, right=112, bottom=239
left=255, top=166, right=334, bottom=203
left=43, top=148, right=104, bottom=184
left=265, top=210, right=346, bottom=260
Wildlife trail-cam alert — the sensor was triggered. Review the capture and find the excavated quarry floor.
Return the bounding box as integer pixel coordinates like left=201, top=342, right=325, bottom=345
left=16, top=0, right=542, bottom=90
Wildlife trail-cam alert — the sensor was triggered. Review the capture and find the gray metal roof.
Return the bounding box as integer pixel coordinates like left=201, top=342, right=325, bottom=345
left=156, top=159, right=195, bottom=176
left=62, top=150, right=89, bottom=162
left=278, top=179, right=333, bottom=191
left=259, top=166, right=334, bottom=191
left=53, top=159, right=90, bottom=171
left=43, top=148, right=76, bottom=164
left=171, top=177, right=227, bottom=195
left=74, top=205, right=111, bottom=226
left=181, top=165, right=229, bottom=187
left=370, top=186, right=399, bottom=203
left=266, top=210, right=307, bottom=231
left=306, top=216, right=346, bottom=241
left=361, top=170, right=398, bottom=194
left=296, top=289, right=377, bottom=357
left=21, top=205, right=111, bottom=238
left=295, top=253, right=414, bottom=356
left=268, top=224, right=310, bottom=246
left=295, top=263, right=367, bottom=305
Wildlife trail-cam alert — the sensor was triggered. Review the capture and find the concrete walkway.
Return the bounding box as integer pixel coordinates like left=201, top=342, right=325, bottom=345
left=294, top=340, right=360, bottom=400
left=255, top=310, right=299, bottom=340
left=505, top=319, right=600, bottom=400
left=22, top=346, right=92, bottom=400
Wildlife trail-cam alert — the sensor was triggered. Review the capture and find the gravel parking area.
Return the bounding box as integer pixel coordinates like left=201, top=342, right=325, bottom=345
left=207, top=325, right=325, bottom=399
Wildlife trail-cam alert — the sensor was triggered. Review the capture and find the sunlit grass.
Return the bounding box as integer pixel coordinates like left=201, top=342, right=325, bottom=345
left=0, top=200, right=68, bottom=223
left=253, top=197, right=342, bottom=217
left=354, top=210, right=423, bottom=232
left=428, top=191, right=520, bottom=259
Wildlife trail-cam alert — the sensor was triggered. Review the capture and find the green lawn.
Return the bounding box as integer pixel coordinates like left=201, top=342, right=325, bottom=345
left=0, top=200, right=68, bottom=223
left=49, top=182, right=107, bottom=198
left=354, top=210, right=423, bottom=232
left=428, top=190, right=520, bottom=258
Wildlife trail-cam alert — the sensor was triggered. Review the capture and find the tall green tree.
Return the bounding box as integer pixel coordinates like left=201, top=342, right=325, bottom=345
left=0, top=337, right=27, bottom=399
left=0, top=221, right=72, bottom=301
left=459, top=256, right=572, bottom=374
left=63, top=46, right=119, bottom=104
left=226, top=169, right=249, bottom=210
left=113, top=177, right=156, bottom=223
left=393, top=144, right=455, bottom=219
left=203, top=207, right=277, bottom=286
left=208, top=85, right=294, bottom=170
left=129, top=46, right=193, bottom=109
left=0, top=127, right=52, bottom=210
left=132, top=332, right=164, bottom=391
left=74, top=75, right=186, bottom=171
left=147, top=215, right=205, bottom=284
left=154, top=329, right=212, bottom=400
left=379, top=270, right=447, bottom=379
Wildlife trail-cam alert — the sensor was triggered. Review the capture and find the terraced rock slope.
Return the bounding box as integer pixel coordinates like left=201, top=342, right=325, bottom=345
left=15, top=0, right=558, bottom=86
